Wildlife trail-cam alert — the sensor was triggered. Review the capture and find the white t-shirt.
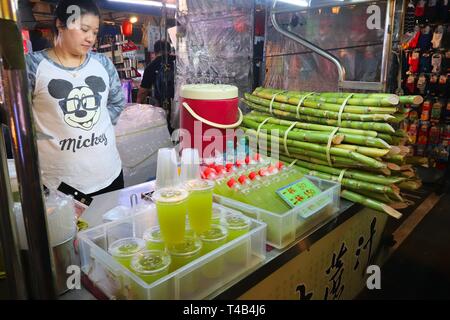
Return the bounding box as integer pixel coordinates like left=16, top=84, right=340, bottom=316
left=26, top=50, right=125, bottom=194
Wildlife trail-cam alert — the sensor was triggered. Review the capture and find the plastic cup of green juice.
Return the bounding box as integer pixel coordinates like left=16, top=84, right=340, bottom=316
left=143, top=226, right=166, bottom=251
left=185, top=179, right=215, bottom=235
left=152, top=187, right=189, bottom=245
left=130, top=250, right=171, bottom=285
left=199, top=224, right=228, bottom=279
left=221, top=214, right=251, bottom=265
left=108, top=237, right=145, bottom=270
left=168, top=235, right=202, bottom=272
left=221, top=213, right=251, bottom=241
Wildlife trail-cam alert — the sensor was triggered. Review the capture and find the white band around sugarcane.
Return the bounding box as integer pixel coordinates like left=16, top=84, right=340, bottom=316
left=326, top=127, right=340, bottom=166
left=256, top=116, right=273, bottom=148
left=337, top=93, right=353, bottom=126
left=289, top=159, right=298, bottom=167
left=283, top=122, right=298, bottom=156
left=296, top=92, right=316, bottom=118
left=337, top=168, right=347, bottom=183
left=269, top=91, right=287, bottom=115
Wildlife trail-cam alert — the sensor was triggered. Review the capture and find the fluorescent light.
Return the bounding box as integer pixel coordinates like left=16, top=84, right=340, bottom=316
left=278, top=0, right=309, bottom=6
left=108, top=0, right=177, bottom=9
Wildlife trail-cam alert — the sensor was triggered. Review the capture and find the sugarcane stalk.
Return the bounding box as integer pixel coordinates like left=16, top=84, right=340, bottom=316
left=242, top=99, right=396, bottom=133
left=293, top=164, right=401, bottom=198
left=244, top=95, right=396, bottom=122
left=377, top=133, right=394, bottom=144
left=398, top=180, right=422, bottom=191
left=345, top=187, right=394, bottom=203
left=399, top=95, right=424, bottom=105
left=243, top=115, right=390, bottom=148
left=253, top=87, right=401, bottom=107
left=250, top=91, right=398, bottom=114
left=287, top=159, right=405, bottom=185
left=334, top=144, right=390, bottom=158
left=241, top=118, right=344, bottom=145
left=247, top=112, right=379, bottom=137
left=245, top=128, right=386, bottom=169
left=382, top=154, right=406, bottom=165
left=256, top=141, right=359, bottom=167
left=341, top=190, right=402, bottom=219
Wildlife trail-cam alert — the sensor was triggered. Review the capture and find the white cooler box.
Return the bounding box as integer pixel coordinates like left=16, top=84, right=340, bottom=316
left=115, top=104, right=173, bottom=187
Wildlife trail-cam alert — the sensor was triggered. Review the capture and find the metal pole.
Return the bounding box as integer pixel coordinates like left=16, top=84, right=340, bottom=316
left=270, top=0, right=346, bottom=86
left=0, top=0, right=56, bottom=299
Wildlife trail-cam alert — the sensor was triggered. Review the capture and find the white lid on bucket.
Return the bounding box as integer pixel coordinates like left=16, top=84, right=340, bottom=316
left=180, top=84, right=238, bottom=100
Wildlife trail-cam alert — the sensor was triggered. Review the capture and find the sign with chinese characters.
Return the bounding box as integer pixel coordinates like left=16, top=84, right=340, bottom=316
left=238, top=207, right=388, bottom=300
left=276, top=177, right=322, bottom=209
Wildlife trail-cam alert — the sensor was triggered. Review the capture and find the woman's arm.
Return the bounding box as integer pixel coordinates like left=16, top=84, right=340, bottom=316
left=93, top=53, right=125, bottom=125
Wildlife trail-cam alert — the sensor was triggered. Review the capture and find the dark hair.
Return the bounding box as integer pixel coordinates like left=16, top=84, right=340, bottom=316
left=53, top=0, right=101, bottom=35
left=154, top=40, right=171, bottom=54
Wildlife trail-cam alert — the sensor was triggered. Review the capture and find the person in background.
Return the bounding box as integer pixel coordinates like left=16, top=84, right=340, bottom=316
left=29, top=29, right=51, bottom=52
left=25, top=0, right=125, bottom=197
left=137, top=40, right=175, bottom=133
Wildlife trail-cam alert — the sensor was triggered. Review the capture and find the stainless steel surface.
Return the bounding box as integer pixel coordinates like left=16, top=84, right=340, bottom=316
left=0, top=127, right=27, bottom=299
left=270, top=0, right=347, bottom=86
left=339, top=80, right=385, bottom=91
left=0, top=6, right=56, bottom=299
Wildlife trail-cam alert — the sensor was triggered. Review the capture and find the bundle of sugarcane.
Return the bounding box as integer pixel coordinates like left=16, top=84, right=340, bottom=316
left=239, top=87, right=424, bottom=219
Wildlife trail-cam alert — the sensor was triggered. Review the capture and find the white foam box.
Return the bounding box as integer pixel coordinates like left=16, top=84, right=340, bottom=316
left=77, top=203, right=266, bottom=300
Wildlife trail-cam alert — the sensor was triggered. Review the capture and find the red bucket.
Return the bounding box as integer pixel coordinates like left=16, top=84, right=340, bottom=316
left=179, top=84, right=243, bottom=159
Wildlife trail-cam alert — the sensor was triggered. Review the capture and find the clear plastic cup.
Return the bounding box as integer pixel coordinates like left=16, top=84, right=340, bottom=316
left=143, top=226, right=165, bottom=251
left=211, top=207, right=223, bottom=225
left=221, top=213, right=251, bottom=241
left=108, top=237, right=146, bottom=270
left=155, top=148, right=180, bottom=190
left=185, top=179, right=215, bottom=234
left=152, top=187, right=189, bottom=245
left=168, top=235, right=202, bottom=272
left=180, top=148, right=201, bottom=183
left=130, top=250, right=171, bottom=285
left=221, top=213, right=251, bottom=265
left=199, top=225, right=228, bottom=279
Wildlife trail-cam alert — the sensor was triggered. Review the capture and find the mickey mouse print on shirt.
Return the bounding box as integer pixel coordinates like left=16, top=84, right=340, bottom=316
left=48, top=76, right=106, bottom=131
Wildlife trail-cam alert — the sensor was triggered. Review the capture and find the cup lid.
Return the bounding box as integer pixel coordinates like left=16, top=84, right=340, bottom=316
left=131, top=250, right=171, bottom=274
left=184, top=179, right=215, bottom=192
left=143, top=226, right=163, bottom=243
left=180, top=84, right=238, bottom=100
left=221, top=213, right=251, bottom=230
left=168, top=236, right=202, bottom=256
left=108, top=237, right=145, bottom=257
left=152, top=188, right=189, bottom=203
left=199, top=224, right=228, bottom=242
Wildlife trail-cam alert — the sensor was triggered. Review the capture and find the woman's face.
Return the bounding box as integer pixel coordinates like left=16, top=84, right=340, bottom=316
left=58, top=13, right=99, bottom=55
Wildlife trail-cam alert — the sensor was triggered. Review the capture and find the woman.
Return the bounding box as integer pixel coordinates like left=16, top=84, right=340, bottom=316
left=26, top=0, right=125, bottom=197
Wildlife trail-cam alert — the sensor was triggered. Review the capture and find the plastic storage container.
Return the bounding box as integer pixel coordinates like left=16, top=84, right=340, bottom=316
left=77, top=203, right=266, bottom=300
left=214, top=176, right=340, bottom=249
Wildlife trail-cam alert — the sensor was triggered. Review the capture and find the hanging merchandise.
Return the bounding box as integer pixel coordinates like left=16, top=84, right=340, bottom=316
left=418, top=26, right=433, bottom=51
left=421, top=97, right=433, bottom=121
left=415, top=0, right=427, bottom=22
left=408, top=51, right=420, bottom=73
left=406, top=74, right=417, bottom=94
left=431, top=98, right=444, bottom=121
left=416, top=73, right=428, bottom=95
left=431, top=52, right=443, bottom=73
left=426, top=0, right=439, bottom=23
left=431, top=25, right=444, bottom=48
left=405, top=1, right=416, bottom=34
left=438, top=0, right=450, bottom=23
left=419, top=52, right=432, bottom=73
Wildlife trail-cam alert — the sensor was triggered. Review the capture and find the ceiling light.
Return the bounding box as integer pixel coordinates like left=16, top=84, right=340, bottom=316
left=278, top=0, right=310, bottom=7
left=130, top=16, right=138, bottom=23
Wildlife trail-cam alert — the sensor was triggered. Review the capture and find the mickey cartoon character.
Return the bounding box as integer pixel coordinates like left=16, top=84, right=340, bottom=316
left=48, top=76, right=106, bottom=131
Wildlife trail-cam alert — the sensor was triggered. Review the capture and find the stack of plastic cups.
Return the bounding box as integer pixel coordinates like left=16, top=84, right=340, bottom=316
left=180, top=148, right=215, bottom=235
